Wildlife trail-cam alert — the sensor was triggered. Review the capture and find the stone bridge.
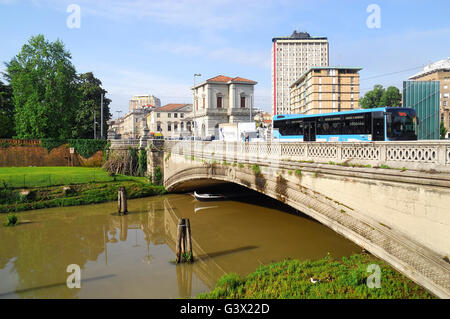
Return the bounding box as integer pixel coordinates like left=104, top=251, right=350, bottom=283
left=112, top=139, right=450, bottom=298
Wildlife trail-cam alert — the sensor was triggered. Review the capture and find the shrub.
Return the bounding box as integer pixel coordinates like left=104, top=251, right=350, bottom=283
left=153, top=166, right=163, bottom=185
left=5, top=213, right=18, bottom=226
left=252, top=164, right=261, bottom=175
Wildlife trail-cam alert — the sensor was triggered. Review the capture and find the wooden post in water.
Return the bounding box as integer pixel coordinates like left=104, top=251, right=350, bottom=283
left=176, top=218, right=194, bottom=264
left=185, top=219, right=194, bottom=262
left=176, top=218, right=185, bottom=264
left=118, top=187, right=128, bottom=215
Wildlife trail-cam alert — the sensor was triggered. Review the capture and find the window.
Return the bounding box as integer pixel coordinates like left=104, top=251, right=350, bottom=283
left=168, top=113, right=172, bottom=118
left=217, top=96, right=222, bottom=108
left=174, top=123, right=178, bottom=131
left=181, top=113, right=184, bottom=118
left=174, top=113, right=178, bottom=118
left=157, top=113, right=160, bottom=118
left=444, top=101, right=448, bottom=106
left=157, top=122, right=161, bottom=131
left=203, top=97, right=205, bottom=108
left=241, top=96, right=246, bottom=108
left=181, top=122, right=184, bottom=130
left=168, top=123, right=171, bottom=131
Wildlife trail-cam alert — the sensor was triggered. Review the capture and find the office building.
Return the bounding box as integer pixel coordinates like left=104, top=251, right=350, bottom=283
left=272, top=31, right=329, bottom=115
left=403, top=81, right=440, bottom=140
left=290, top=66, right=361, bottom=115
left=409, top=58, right=450, bottom=138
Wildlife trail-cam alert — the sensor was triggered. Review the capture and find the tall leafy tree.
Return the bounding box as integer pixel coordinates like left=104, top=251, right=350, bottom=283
left=6, top=35, right=79, bottom=139
left=440, top=121, right=448, bottom=139
left=380, top=86, right=402, bottom=107
left=360, top=84, right=385, bottom=109
left=0, top=79, right=15, bottom=137
left=74, top=72, right=112, bottom=139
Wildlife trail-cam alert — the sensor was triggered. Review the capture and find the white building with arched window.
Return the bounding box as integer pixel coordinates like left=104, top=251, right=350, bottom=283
left=189, top=75, right=257, bottom=139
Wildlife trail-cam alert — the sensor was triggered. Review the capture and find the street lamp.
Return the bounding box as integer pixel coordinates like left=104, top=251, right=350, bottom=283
left=193, top=73, right=201, bottom=140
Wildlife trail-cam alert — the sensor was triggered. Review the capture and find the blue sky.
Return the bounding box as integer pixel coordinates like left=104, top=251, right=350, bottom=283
left=1, top=0, right=450, bottom=116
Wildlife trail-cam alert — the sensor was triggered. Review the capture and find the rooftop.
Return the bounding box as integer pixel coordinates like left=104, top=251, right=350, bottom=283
left=290, top=66, right=363, bottom=88
left=410, top=58, right=450, bottom=79
left=193, top=75, right=257, bottom=89
left=272, top=30, right=328, bottom=42
left=155, top=103, right=191, bottom=112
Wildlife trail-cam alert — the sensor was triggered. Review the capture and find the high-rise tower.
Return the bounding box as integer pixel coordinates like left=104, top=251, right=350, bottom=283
left=272, top=31, right=329, bottom=115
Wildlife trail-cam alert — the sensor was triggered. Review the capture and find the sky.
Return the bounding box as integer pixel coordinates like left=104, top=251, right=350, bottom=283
left=1, top=0, right=450, bottom=117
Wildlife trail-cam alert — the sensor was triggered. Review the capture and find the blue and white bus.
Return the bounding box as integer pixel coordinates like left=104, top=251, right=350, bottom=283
left=273, top=107, right=418, bottom=142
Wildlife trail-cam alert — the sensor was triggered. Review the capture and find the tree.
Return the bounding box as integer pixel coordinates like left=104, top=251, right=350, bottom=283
left=74, top=72, right=112, bottom=139
left=360, top=85, right=403, bottom=109
left=6, top=35, right=79, bottom=139
left=440, top=121, right=448, bottom=139
left=0, top=79, right=15, bottom=137
left=360, top=84, right=385, bottom=109
left=380, top=86, right=402, bottom=107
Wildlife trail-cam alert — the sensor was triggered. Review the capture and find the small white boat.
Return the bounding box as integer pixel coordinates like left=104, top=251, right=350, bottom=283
left=194, top=191, right=226, bottom=201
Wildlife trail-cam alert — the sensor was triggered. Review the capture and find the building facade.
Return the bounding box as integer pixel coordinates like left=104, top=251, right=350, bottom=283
left=129, top=94, right=161, bottom=111
left=120, top=108, right=152, bottom=139
left=409, top=58, right=450, bottom=138
left=272, top=31, right=329, bottom=115
left=403, top=81, right=440, bottom=140
left=290, top=67, right=361, bottom=115
left=190, top=75, right=257, bottom=139
left=146, top=104, right=192, bottom=139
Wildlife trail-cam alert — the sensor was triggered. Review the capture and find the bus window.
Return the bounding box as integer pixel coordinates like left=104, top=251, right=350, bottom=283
left=386, top=109, right=417, bottom=140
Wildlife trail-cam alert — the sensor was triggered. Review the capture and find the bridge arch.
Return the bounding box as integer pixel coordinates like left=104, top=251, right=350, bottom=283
left=161, top=152, right=450, bottom=298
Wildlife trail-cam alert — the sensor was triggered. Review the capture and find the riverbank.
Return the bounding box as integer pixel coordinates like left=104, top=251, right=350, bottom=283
left=198, top=253, right=434, bottom=299
left=0, top=178, right=166, bottom=213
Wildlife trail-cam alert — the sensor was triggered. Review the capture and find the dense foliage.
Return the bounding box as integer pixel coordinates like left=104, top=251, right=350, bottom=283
left=74, top=72, right=112, bottom=139
left=360, top=85, right=402, bottom=109
left=2, top=35, right=112, bottom=139
left=0, top=80, right=14, bottom=138
left=6, top=35, right=79, bottom=139
left=198, top=254, right=434, bottom=299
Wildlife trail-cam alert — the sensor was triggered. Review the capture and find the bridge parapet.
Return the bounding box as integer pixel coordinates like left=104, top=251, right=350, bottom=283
left=164, top=140, right=450, bottom=172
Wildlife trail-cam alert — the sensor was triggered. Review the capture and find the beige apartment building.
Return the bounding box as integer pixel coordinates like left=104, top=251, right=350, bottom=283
left=146, top=104, right=192, bottom=139
left=290, top=66, right=362, bottom=115
left=409, top=58, right=450, bottom=137
left=272, top=31, right=329, bottom=115
left=129, top=94, right=161, bottom=111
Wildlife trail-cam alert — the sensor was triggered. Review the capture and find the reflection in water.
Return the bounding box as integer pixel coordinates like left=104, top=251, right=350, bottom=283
left=0, top=189, right=360, bottom=299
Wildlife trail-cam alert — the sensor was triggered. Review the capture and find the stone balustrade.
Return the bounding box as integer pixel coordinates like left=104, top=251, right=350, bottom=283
left=164, top=140, right=450, bottom=172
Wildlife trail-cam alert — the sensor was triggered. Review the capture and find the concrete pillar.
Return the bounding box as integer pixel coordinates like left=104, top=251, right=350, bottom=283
left=147, top=140, right=165, bottom=185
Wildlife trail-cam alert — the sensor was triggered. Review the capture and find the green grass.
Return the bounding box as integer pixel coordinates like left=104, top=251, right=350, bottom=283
left=0, top=180, right=166, bottom=213
left=0, top=167, right=145, bottom=188
left=198, top=253, right=434, bottom=299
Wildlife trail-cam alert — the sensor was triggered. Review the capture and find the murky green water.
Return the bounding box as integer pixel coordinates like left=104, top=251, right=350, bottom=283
left=0, top=192, right=360, bottom=298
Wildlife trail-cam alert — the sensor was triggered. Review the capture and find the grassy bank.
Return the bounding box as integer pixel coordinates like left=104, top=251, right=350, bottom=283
left=0, top=167, right=166, bottom=213
left=198, top=253, right=434, bottom=299
left=0, top=180, right=165, bottom=213
left=0, top=167, right=140, bottom=188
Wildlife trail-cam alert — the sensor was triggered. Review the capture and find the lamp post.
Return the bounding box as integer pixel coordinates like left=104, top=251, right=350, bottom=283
left=193, top=73, right=201, bottom=140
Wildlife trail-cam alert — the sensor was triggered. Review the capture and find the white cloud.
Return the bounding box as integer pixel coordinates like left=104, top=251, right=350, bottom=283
left=30, top=0, right=275, bottom=31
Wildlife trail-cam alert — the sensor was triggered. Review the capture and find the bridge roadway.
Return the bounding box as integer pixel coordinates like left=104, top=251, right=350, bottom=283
left=112, top=139, right=450, bottom=298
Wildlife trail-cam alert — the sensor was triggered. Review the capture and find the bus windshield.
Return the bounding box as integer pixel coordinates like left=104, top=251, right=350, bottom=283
left=386, top=109, right=418, bottom=140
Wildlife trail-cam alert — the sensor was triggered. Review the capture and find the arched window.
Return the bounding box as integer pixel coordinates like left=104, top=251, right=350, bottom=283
left=240, top=94, right=246, bottom=108
left=217, top=93, right=223, bottom=108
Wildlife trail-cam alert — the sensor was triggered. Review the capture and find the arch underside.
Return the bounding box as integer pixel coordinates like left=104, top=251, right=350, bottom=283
left=165, top=165, right=450, bottom=298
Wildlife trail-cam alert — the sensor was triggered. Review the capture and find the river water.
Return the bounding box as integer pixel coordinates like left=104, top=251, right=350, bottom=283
left=0, top=190, right=360, bottom=298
